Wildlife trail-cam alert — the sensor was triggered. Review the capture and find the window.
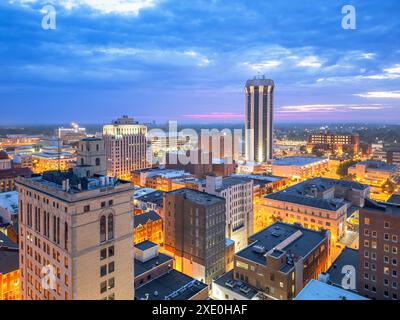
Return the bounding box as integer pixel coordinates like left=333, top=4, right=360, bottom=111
left=108, top=278, right=115, bottom=290
left=64, top=222, right=68, bottom=250
left=84, top=205, right=90, bottom=213
left=108, top=214, right=114, bottom=241
left=364, top=218, right=370, bottom=225
left=96, top=158, right=100, bottom=166
left=100, top=281, right=107, bottom=294
left=108, top=246, right=115, bottom=257
left=108, top=262, right=115, bottom=273
left=100, top=249, right=107, bottom=260
left=100, top=216, right=106, bottom=243
left=100, top=265, right=107, bottom=277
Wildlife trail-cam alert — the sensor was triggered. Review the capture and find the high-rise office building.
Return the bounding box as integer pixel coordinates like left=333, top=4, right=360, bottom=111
left=245, top=77, right=274, bottom=163
left=103, top=116, right=148, bottom=180
left=17, top=171, right=134, bottom=300
left=164, top=188, right=226, bottom=285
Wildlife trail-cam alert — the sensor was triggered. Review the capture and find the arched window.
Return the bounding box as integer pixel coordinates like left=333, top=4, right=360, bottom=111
left=107, top=214, right=114, bottom=241
left=100, top=215, right=106, bottom=243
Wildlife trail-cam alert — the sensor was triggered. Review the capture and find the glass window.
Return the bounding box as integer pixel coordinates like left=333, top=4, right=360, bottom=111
left=100, top=216, right=106, bottom=243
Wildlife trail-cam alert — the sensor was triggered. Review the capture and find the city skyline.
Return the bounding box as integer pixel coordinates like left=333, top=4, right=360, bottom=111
left=0, top=0, right=399, bottom=124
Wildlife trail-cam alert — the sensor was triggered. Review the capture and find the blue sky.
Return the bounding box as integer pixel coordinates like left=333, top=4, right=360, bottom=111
left=0, top=0, right=399, bottom=124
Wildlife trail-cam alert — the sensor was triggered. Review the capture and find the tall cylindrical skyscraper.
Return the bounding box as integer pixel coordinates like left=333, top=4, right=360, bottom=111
left=245, top=78, right=274, bottom=162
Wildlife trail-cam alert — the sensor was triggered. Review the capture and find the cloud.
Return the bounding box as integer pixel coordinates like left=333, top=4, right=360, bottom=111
left=183, top=113, right=244, bottom=120
left=354, top=91, right=400, bottom=99
left=10, top=0, right=158, bottom=15
left=297, top=56, right=323, bottom=68
left=278, top=104, right=390, bottom=113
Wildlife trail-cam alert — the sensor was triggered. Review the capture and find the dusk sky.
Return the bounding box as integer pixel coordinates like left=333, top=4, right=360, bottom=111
left=0, top=0, right=399, bottom=124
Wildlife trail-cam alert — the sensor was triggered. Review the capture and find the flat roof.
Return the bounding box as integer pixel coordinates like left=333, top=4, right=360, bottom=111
left=273, top=156, right=327, bottom=166
left=167, top=188, right=225, bottom=206
left=355, top=160, right=397, bottom=172
left=135, top=240, right=157, bottom=251
left=213, top=271, right=258, bottom=300
left=264, top=177, right=368, bottom=211
left=134, top=252, right=173, bottom=278
left=136, top=190, right=164, bottom=207
left=295, top=280, right=368, bottom=300
left=326, top=247, right=359, bottom=289
left=135, top=270, right=208, bottom=300
left=236, top=221, right=328, bottom=269
left=0, top=191, right=18, bottom=215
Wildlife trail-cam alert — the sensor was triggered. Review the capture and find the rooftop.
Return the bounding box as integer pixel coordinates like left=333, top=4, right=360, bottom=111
left=230, top=173, right=284, bottom=184
left=167, top=188, right=225, bottom=206
left=134, top=251, right=173, bottom=278
left=326, top=247, right=359, bottom=289
left=214, top=271, right=258, bottom=300
left=273, top=156, right=327, bottom=166
left=355, top=160, right=398, bottom=172
left=134, top=211, right=161, bottom=228
left=266, top=191, right=347, bottom=211
left=135, top=270, right=208, bottom=300
left=245, top=78, right=275, bottom=87
left=0, top=167, right=32, bottom=179
left=0, top=191, right=18, bottom=215
left=135, top=190, right=164, bottom=207
left=236, top=221, right=328, bottom=270
left=265, top=177, right=369, bottom=211
left=295, top=280, right=368, bottom=300
left=135, top=240, right=158, bottom=251
left=0, top=247, right=19, bottom=274
left=362, top=198, right=400, bottom=216
left=387, top=193, right=400, bottom=205
left=0, top=232, right=18, bottom=250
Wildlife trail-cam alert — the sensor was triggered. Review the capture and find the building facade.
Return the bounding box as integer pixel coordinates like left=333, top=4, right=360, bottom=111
left=205, top=175, right=254, bottom=252
left=359, top=199, right=400, bottom=300
left=213, top=222, right=330, bottom=300
left=245, top=78, right=274, bottom=163
left=306, top=133, right=360, bottom=155
left=103, top=116, right=148, bottom=180
left=164, top=188, right=226, bottom=285
left=17, top=171, right=134, bottom=300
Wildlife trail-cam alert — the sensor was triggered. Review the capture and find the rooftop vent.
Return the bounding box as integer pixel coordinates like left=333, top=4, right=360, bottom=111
left=252, top=245, right=266, bottom=254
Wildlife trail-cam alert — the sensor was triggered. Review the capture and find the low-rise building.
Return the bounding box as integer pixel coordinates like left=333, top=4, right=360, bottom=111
left=348, top=160, right=398, bottom=187
left=306, top=133, right=360, bottom=156
left=32, top=151, right=76, bottom=174
left=295, top=279, right=368, bottom=300
left=134, top=211, right=163, bottom=246
left=132, top=167, right=192, bottom=191
left=0, top=233, right=20, bottom=300
left=134, top=241, right=208, bottom=300
left=213, top=222, right=330, bottom=300
left=271, top=156, right=329, bottom=180
left=263, top=178, right=370, bottom=242
left=134, top=189, right=165, bottom=218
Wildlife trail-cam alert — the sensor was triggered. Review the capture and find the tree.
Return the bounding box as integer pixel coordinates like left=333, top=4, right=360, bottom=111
left=337, top=160, right=359, bottom=178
